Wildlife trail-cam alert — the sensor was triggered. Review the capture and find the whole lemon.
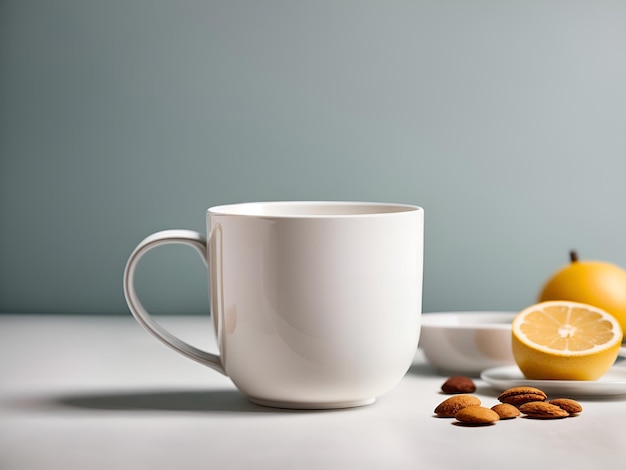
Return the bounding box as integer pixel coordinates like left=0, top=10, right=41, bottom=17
left=539, top=251, right=626, bottom=334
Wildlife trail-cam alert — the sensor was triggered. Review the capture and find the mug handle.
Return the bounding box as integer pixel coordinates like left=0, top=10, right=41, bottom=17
left=123, top=229, right=226, bottom=375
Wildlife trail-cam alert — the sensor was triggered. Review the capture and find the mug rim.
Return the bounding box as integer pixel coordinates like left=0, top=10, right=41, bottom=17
left=207, top=201, right=423, bottom=218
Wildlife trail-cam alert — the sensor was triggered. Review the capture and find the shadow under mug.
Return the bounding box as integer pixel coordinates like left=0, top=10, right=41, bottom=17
left=123, top=201, right=424, bottom=409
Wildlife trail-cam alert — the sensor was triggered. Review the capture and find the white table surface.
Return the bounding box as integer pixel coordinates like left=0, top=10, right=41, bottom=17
left=1, top=314, right=624, bottom=470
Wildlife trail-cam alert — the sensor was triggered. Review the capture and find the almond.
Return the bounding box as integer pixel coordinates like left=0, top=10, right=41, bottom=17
left=441, top=376, right=476, bottom=394
left=549, top=398, right=583, bottom=415
left=455, top=406, right=500, bottom=425
left=491, top=403, right=520, bottom=419
left=498, top=386, right=547, bottom=407
left=434, top=395, right=481, bottom=417
left=519, top=401, right=569, bottom=419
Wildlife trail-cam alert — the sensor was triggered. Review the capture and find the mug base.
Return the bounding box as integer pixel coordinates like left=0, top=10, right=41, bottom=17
left=248, top=396, right=376, bottom=410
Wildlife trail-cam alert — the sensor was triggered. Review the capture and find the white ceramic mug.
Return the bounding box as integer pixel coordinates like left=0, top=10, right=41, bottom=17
left=123, top=201, right=424, bottom=409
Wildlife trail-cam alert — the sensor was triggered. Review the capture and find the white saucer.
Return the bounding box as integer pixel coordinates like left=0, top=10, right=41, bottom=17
left=480, top=365, right=626, bottom=397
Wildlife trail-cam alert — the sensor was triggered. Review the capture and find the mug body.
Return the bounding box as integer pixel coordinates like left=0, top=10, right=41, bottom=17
left=208, top=202, right=423, bottom=408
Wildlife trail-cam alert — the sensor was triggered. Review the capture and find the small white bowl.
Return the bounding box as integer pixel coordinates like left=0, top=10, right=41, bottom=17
left=419, top=311, right=517, bottom=376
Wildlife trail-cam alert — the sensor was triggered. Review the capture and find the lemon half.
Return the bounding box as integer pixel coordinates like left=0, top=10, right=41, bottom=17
left=512, top=301, right=623, bottom=381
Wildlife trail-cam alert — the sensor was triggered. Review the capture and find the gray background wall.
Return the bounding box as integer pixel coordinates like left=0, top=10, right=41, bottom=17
left=1, top=0, right=625, bottom=315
